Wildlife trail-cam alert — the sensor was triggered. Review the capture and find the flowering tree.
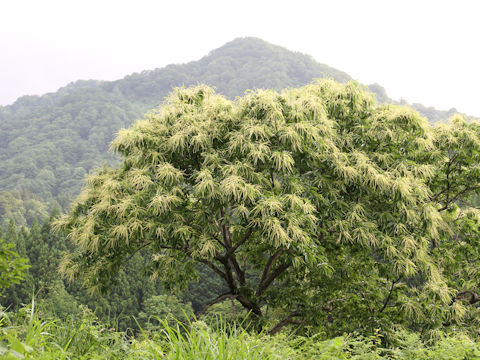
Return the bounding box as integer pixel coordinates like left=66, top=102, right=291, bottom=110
left=56, top=80, right=480, bottom=334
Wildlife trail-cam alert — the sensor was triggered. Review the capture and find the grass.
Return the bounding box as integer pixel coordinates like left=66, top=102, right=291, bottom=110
left=2, top=303, right=480, bottom=359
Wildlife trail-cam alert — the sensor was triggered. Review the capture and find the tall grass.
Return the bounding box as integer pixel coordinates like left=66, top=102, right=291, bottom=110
left=0, top=297, right=56, bottom=359
left=137, top=319, right=298, bottom=359
left=2, top=302, right=480, bottom=359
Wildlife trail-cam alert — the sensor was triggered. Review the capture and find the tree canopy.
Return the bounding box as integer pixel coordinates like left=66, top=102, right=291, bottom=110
left=56, top=80, right=480, bottom=335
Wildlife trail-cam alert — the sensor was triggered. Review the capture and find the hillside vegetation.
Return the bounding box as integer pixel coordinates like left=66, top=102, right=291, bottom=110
left=2, top=75, right=480, bottom=358
left=0, top=38, right=472, bottom=228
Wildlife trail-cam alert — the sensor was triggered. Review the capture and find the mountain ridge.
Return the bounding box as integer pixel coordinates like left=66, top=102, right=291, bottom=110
left=4, top=37, right=473, bottom=121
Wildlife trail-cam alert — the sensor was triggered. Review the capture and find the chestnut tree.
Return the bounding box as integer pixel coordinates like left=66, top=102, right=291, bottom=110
left=56, top=80, right=480, bottom=334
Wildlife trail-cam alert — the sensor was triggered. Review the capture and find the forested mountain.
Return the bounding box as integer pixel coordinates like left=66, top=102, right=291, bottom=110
left=0, top=37, right=474, bottom=228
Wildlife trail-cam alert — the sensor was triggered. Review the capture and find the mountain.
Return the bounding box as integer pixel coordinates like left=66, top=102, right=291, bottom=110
left=0, top=37, right=473, bottom=227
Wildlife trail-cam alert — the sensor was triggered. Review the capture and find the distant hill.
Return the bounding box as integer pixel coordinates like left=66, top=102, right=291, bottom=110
left=0, top=37, right=474, bottom=227
left=366, top=83, right=466, bottom=124
left=112, top=37, right=351, bottom=104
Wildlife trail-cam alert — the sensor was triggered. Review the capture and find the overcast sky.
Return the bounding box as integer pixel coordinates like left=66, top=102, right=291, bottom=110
left=1, top=0, right=479, bottom=116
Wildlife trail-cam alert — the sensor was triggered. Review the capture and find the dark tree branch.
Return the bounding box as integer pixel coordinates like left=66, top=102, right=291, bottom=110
left=219, top=208, right=232, bottom=248
left=221, top=256, right=239, bottom=293
left=125, top=241, right=152, bottom=263
left=224, top=224, right=232, bottom=248
left=229, top=255, right=246, bottom=286
left=430, top=187, right=451, bottom=203
left=268, top=312, right=304, bottom=335
left=257, top=249, right=284, bottom=293
left=434, top=153, right=456, bottom=198
left=257, top=262, right=290, bottom=297
left=156, top=243, right=228, bottom=281
left=220, top=226, right=252, bottom=287
left=198, top=259, right=227, bottom=281
left=228, top=228, right=253, bottom=256
left=379, top=277, right=401, bottom=313
left=431, top=152, right=479, bottom=212
left=236, top=294, right=263, bottom=317
left=438, top=186, right=479, bottom=212
left=209, top=211, right=248, bottom=296
left=216, top=238, right=247, bottom=287
left=452, top=290, right=480, bottom=305
left=211, top=233, right=227, bottom=249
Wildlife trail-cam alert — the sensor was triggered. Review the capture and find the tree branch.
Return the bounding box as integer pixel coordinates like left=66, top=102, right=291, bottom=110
left=430, top=187, right=450, bottom=203
left=431, top=153, right=456, bottom=202
left=452, top=290, right=480, bottom=305
left=258, top=250, right=283, bottom=289
left=198, top=259, right=227, bottom=281
left=257, top=261, right=290, bottom=297
left=124, top=241, right=152, bottom=263
left=221, top=257, right=238, bottom=293
left=256, top=249, right=286, bottom=296
left=236, top=294, right=263, bottom=317
left=222, top=227, right=253, bottom=287
left=211, top=233, right=227, bottom=250
left=219, top=208, right=232, bottom=248
left=229, top=255, right=246, bottom=286
left=268, top=312, right=304, bottom=335
left=438, top=186, right=479, bottom=212
left=228, top=228, right=253, bottom=256
left=378, top=277, right=401, bottom=313
left=156, top=243, right=228, bottom=282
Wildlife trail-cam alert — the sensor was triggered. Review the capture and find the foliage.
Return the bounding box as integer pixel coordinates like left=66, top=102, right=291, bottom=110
left=1, top=215, right=171, bottom=331
left=0, top=191, right=50, bottom=230
left=0, top=302, right=136, bottom=359
left=54, top=80, right=480, bottom=336
left=0, top=234, right=29, bottom=292
left=137, top=294, right=194, bottom=330
left=0, top=298, right=55, bottom=359
left=2, top=304, right=480, bottom=359
left=1, top=38, right=470, bottom=230
left=427, top=118, right=480, bottom=338
left=367, top=84, right=478, bottom=124
left=0, top=38, right=351, bottom=221
left=3, top=37, right=480, bottom=359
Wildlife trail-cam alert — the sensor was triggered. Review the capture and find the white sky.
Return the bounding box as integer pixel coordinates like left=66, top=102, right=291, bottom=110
left=1, top=0, right=479, bottom=116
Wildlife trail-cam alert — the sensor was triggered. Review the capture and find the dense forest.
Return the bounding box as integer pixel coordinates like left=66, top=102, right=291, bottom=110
left=2, top=38, right=480, bottom=358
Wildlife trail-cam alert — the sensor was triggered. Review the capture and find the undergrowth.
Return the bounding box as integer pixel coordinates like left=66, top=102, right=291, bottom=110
left=1, top=302, right=480, bottom=359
